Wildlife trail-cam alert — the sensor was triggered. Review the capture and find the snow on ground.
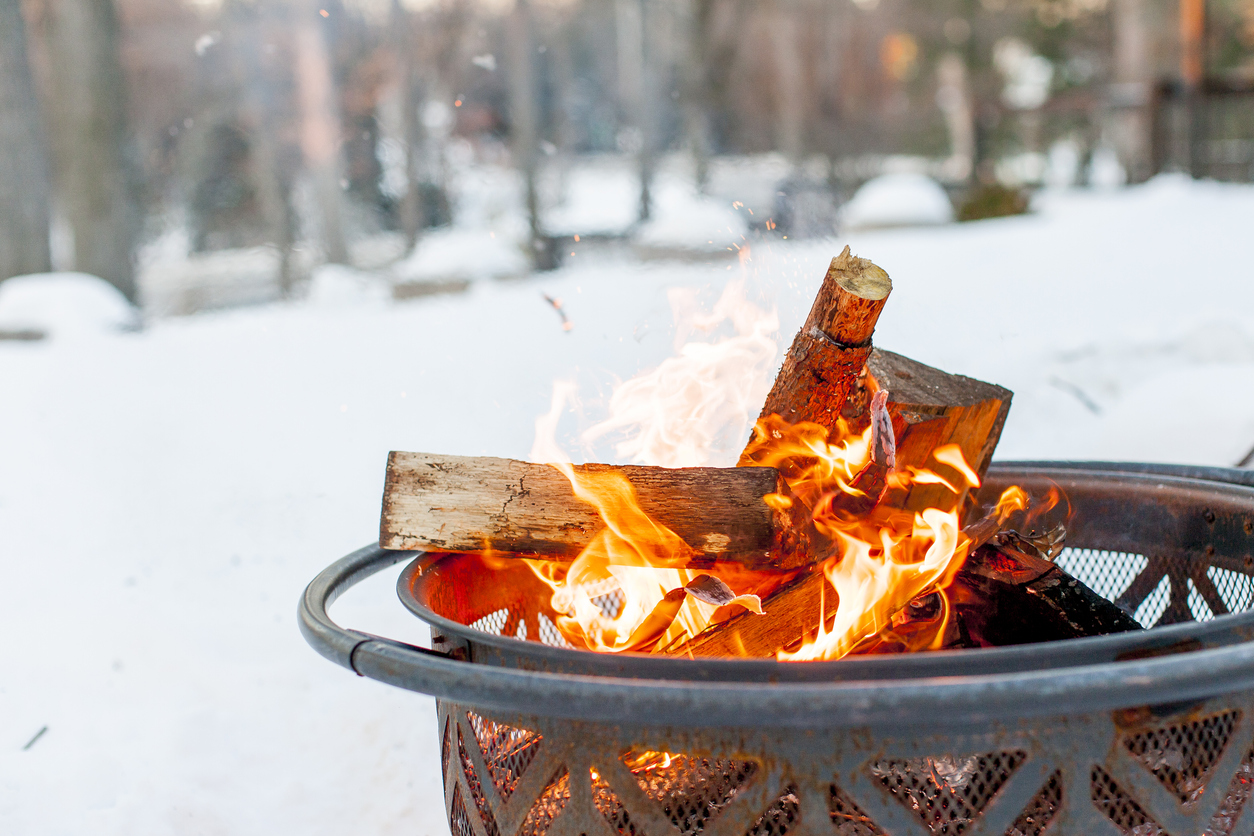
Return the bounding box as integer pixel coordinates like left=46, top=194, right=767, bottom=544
left=3, top=174, right=1254, bottom=833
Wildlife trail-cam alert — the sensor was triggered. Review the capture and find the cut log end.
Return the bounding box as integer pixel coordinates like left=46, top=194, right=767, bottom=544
left=800, top=248, right=892, bottom=350
left=830, top=245, right=892, bottom=302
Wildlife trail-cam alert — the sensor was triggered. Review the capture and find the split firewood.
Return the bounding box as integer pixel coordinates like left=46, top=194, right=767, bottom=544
left=380, top=451, right=799, bottom=567
left=755, top=245, right=892, bottom=430
left=845, top=349, right=1012, bottom=519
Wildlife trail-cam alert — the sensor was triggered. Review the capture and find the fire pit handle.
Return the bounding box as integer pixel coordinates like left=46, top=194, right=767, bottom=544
left=298, top=543, right=457, bottom=675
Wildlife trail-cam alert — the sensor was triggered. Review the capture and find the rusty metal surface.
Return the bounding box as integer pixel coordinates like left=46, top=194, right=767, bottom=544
left=298, top=463, right=1254, bottom=836
left=438, top=693, right=1254, bottom=836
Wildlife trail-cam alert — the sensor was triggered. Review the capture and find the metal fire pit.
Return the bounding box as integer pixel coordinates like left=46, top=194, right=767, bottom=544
left=301, top=462, right=1254, bottom=836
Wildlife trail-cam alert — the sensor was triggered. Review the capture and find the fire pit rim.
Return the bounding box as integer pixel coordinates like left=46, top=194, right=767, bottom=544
left=393, top=463, right=1254, bottom=682
left=299, top=462, right=1254, bottom=729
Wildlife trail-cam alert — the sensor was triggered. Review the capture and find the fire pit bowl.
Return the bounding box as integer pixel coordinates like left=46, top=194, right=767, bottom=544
left=300, top=462, right=1254, bottom=836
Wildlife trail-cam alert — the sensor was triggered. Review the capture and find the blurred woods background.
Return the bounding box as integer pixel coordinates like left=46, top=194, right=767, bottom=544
left=1, top=0, right=1252, bottom=315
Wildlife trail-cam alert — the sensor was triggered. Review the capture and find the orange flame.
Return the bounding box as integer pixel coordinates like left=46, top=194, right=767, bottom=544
left=519, top=284, right=1033, bottom=660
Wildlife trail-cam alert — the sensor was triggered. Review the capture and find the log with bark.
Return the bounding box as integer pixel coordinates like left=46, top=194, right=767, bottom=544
left=380, top=452, right=795, bottom=566
left=671, top=257, right=1016, bottom=656
left=755, top=245, right=892, bottom=430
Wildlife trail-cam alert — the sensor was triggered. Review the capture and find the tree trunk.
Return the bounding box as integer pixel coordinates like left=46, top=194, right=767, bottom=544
left=1109, top=0, right=1153, bottom=182
left=616, top=0, right=652, bottom=222
left=0, top=0, right=51, bottom=281
left=391, top=0, right=425, bottom=251
left=41, top=0, right=139, bottom=300
left=767, top=0, right=805, bottom=165
left=507, top=0, right=551, bottom=269
left=679, top=0, right=711, bottom=192
left=294, top=10, right=348, bottom=265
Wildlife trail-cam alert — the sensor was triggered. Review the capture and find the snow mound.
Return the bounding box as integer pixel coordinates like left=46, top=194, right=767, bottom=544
left=0, top=272, right=139, bottom=339
left=544, top=166, right=639, bottom=237
left=841, top=173, right=954, bottom=230
left=306, top=264, right=392, bottom=308
left=635, top=181, right=749, bottom=253
left=393, top=226, right=529, bottom=283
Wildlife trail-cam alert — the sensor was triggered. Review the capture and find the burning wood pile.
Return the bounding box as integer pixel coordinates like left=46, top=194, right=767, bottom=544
left=380, top=248, right=1139, bottom=660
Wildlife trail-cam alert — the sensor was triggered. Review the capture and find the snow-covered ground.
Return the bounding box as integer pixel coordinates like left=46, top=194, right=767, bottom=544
left=3, top=173, right=1254, bottom=833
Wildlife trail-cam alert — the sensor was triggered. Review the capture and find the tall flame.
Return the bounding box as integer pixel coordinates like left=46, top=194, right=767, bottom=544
left=523, top=280, right=1030, bottom=660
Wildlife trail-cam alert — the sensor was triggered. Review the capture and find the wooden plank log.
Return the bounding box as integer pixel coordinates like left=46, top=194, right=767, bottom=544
left=845, top=348, right=1012, bottom=518
left=674, top=350, right=1014, bottom=658
left=380, top=452, right=792, bottom=565
left=756, top=245, right=892, bottom=429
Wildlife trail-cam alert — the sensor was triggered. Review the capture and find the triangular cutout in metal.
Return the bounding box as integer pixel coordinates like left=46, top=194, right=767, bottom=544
left=744, top=784, right=801, bottom=836
left=457, top=724, right=502, bottom=836
left=465, top=710, right=543, bottom=800
left=871, top=750, right=1027, bottom=835
left=828, top=783, right=887, bottom=836
left=1123, top=709, right=1241, bottom=804
left=1091, top=764, right=1165, bottom=835
left=591, top=767, right=637, bottom=836
left=518, top=767, right=572, bottom=836
left=619, top=750, right=759, bottom=836
left=1005, top=770, right=1062, bottom=836
left=450, top=784, right=476, bottom=836
left=1205, top=743, right=1254, bottom=836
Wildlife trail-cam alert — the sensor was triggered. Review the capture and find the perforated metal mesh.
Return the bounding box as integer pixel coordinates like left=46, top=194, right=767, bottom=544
left=593, top=589, right=626, bottom=619
left=1005, top=770, right=1062, bottom=836
left=457, top=725, right=502, bottom=836
left=466, top=711, right=543, bottom=800
left=1135, top=576, right=1172, bottom=627
left=1054, top=548, right=1254, bottom=627
left=745, top=785, right=801, bottom=836
left=518, top=769, right=571, bottom=836
left=871, top=750, right=1027, bottom=835
left=620, top=752, right=758, bottom=835
left=1091, top=764, right=1165, bottom=836
left=450, top=784, right=475, bottom=836
left=1123, top=710, right=1241, bottom=804
left=829, top=783, right=887, bottom=836
left=537, top=613, right=573, bottom=648
left=469, top=607, right=512, bottom=637
left=1205, top=745, right=1254, bottom=836
left=592, top=768, right=638, bottom=836
left=1055, top=548, right=1149, bottom=606
left=1209, top=566, right=1254, bottom=614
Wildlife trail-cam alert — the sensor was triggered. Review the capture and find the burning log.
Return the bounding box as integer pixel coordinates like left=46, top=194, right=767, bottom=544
left=953, top=528, right=1142, bottom=646
left=862, top=530, right=1143, bottom=653
left=379, top=452, right=794, bottom=566
left=756, top=245, right=892, bottom=430
left=847, top=349, right=1012, bottom=519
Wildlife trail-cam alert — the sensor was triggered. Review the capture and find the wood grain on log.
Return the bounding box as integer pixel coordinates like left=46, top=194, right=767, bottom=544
left=848, top=349, right=1012, bottom=517
left=672, top=566, right=826, bottom=658
left=756, top=246, right=892, bottom=428
left=380, top=452, right=790, bottom=565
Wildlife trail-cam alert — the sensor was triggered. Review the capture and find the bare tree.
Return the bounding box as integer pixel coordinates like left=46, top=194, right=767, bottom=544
left=41, top=0, right=140, bottom=300
left=0, top=0, right=51, bottom=281
left=507, top=0, right=553, bottom=269
left=294, top=6, right=348, bottom=265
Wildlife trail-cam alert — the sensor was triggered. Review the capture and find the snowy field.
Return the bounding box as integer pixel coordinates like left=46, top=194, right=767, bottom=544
left=3, top=173, right=1254, bottom=833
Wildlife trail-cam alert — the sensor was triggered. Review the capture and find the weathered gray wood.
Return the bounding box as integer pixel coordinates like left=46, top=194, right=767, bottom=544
left=380, top=452, right=789, bottom=565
